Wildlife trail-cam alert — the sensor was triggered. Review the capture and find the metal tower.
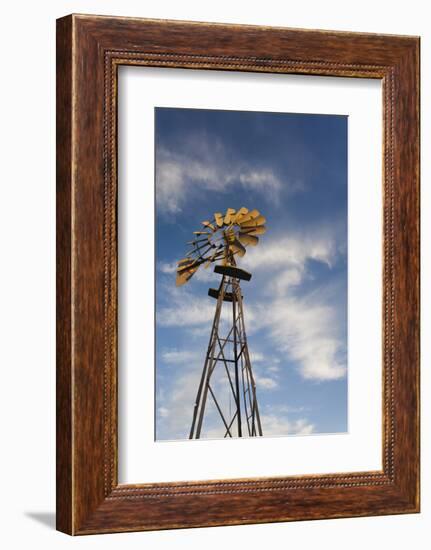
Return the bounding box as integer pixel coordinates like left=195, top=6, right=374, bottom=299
left=175, top=207, right=267, bottom=439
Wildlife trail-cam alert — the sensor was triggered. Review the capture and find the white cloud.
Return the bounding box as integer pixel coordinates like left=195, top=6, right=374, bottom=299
left=157, top=360, right=238, bottom=440
left=157, top=261, right=176, bottom=274
left=201, top=413, right=315, bottom=439
left=260, top=414, right=315, bottom=436
left=157, top=407, right=169, bottom=419
left=194, top=266, right=220, bottom=284
left=157, top=368, right=201, bottom=438
left=160, top=349, right=201, bottom=365
left=258, top=296, right=346, bottom=381
left=254, top=375, right=278, bottom=390
left=241, top=229, right=347, bottom=381
left=243, top=289, right=346, bottom=382
left=157, top=228, right=346, bottom=434
left=238, top=170, right=282, bottom=196
left=156, top=346, right=316, bottom=439
left=157, top=229, right=346, bottom=381
left=155, top=138, right=288, bottom=214
left=265, top=404, right=310, bottom=414
left=252, top=355, right=280, bottom=390
left=156, top=284, right=248, bottom=328
left=250, top=351, right=264, bottom=362
left=243, top=231, right=336, bottom=273
left=157, top=347, right=279, bottom=439
left=271, top=267, right=304, bottom=296
left=156, top=287, right=215, bottom=327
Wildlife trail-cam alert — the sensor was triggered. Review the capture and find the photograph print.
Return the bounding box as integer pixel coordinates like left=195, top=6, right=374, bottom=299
left=155, top=107, right=347, bottom=441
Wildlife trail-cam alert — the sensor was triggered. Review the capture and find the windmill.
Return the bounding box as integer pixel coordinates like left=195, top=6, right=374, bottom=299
left=176, top=207, right=266, bottom=439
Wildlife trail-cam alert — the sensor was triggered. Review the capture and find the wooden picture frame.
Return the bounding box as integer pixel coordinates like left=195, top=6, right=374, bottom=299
left=56, top=14, right=420, bottom=535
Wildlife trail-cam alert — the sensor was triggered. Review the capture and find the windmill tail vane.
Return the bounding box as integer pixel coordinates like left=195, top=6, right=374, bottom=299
left=175, top=207, right=267, bottom=439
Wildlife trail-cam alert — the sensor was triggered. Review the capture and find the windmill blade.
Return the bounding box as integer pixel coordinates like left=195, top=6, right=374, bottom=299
left=238, top=233, right=259, bottom=246
left=232, top=206, right=249, bottom=224
left=229, top=238, right=246, bottom=257
left=202, top=220, right=216, bottom=231
left=177, top=258, right=199, bottom=272
left=237, top=209, right=260, bottom=225
left=242, top=225, right=267, bottom=236
left=248, top=209, right=260, bottom=219
left=176, top=264, right=199, bottom=286
left=178, top=258, right=195, bottom=268
left=240, top=215, right=266, bottom=228
left=214, top=212, right=224, bottom=227
left=224, top=207, right=236, bottom=225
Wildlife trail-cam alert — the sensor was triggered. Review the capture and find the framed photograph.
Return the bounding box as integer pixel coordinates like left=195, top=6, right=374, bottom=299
left=56, top=14, right=420, bottom=534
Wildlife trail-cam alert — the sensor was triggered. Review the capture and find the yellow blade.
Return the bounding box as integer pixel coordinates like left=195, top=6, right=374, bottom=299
left=224, top=207, right=236, bottom=225
left=238, top=209, right=260, bottom=224
left=248, top=209, right=260, bottom=219
left=176, top=265, right=198, bottom=286
left=177, top=258, right=194, bottom=268
left=240, top=214, right=266, bottom=227
left=242, top=225, right=267, bottom=236
left=229, top=239, right=246, bottom=257
left=193, top=231, right=211, bottom=235
left=177, top=262, right=198, bottom=274
left=232, top=206, right=249, bottom=224
left=202, top=220, right=216, bottom=231
left=214, top=212, right=224, bottom=227
left=238, top=233, right=259, bottom=246
left=176, top=269, right=196, bottom=284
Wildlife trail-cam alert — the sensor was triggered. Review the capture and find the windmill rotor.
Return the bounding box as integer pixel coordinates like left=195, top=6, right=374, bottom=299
left=176, top=207, right=267, bottom=287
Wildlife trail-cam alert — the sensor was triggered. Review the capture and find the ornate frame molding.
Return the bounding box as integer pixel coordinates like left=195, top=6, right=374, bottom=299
left=57, top=15, right=419, bottom=534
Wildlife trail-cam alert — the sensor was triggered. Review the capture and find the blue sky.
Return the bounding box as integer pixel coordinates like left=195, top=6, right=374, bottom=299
left=154, top=107, right=348, bottom=441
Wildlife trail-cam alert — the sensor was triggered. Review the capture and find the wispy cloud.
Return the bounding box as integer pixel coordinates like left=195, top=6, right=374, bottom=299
left=156, top=286, right=215, bottom=327
left=155, top=133, right=301, bottom=214
left=254, top=375, right=278, bottom=390
left=243, top=229, right=346, bottom=381
left=243, top=231, right=337, bottom=272
left=158, top=229, right=346, bottom=382
left=156, top=368, right=201, bottom=438
left=256, top=295, right=346, bottom=381
left=160, top=349, right=201, bottom=365
left=157, top=261, right=176, bottom=274
left=157, top=283, right=249, bottom=328
left=157, top=359, right=314, bottom=438
left=260, top=414, right=315, bottom=436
